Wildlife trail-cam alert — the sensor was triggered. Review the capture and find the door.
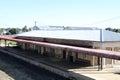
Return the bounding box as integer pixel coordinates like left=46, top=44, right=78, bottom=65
left=63, top=50, right=66, bottom=59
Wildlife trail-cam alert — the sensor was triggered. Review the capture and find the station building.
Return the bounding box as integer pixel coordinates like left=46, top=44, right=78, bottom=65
left=15, top=29, right=120, bottom=68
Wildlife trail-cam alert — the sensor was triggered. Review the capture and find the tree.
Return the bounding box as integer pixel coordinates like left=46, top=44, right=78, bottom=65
left=0, top=28, right=3, bottom=34
left=105, top=27, right=120, bottom=33
left=105, top=27, right=112, bottom=31
left=6, top=28, right=21, bottom=35
left=28, top=28, right=32, bottom=31
left=22, top=25, right=28, bottom=32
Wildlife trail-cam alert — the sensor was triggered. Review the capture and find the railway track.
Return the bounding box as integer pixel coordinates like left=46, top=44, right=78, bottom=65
left=0, top=50, right=68, bottom=80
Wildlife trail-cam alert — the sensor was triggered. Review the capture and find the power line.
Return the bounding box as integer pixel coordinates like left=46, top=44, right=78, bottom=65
left=82, top=16, right=120, bottom=26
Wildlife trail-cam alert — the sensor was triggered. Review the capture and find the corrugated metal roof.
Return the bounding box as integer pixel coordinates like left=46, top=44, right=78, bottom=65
left=17, top=30, right=120, bottom=42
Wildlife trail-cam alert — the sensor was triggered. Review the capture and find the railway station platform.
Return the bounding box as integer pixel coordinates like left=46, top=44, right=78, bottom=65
left=0, top=46, right=120, bottom=80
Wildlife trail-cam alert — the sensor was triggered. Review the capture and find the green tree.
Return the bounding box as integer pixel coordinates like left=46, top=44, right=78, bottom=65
left=105, top=27, right=120, bottom=33
left=22, top=25, right=28, bottom=32
left=0, top=28, right=3, bottom=34
left=6, top=28, right=21, bottom=35
left=28, top=28, right=32, bottom=31
left=105, top=27, right=112, bottom=31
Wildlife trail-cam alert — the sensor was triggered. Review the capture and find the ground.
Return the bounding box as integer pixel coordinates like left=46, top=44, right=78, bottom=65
left=0, top=44, right=120, bottom=80
left=0, top=51, right=68, bottom=80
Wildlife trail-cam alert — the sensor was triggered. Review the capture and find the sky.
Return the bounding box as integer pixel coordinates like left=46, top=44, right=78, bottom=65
left=0, top=0, right=120, bottom=28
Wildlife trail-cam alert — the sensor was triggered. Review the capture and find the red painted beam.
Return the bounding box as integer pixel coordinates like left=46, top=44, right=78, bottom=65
left=0, top=36, right=120, bottom=60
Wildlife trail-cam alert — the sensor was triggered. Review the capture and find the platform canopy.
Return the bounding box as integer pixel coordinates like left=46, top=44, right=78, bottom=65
left=17, top=30, right=120, bottom=42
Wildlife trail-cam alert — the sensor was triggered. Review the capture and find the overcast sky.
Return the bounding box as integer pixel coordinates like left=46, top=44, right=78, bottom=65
left=0, top=0, right=120, bottom=28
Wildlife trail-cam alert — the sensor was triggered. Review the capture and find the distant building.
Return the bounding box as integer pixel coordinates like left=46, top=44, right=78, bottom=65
left=30, top=21, right=40, bottom=31
left=37, top=26, right=65, bottom=30
left=30, top=21, right=100, bottom=31
left=48, top=26, right=65, bottom=30
left=30, top=24, right=99, bottom=31
left=64, top=26, right=99, bottom=30
left=31, top=26, right=40, bottom=30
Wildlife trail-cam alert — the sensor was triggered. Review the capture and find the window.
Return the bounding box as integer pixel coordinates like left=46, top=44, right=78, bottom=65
left=106, top=47, right=112, bottom=51
left=83, top=54, right=87, bottom=59
left=114, top=47, right=120, bottom=51
left=105, top=47, right=112, bottom=64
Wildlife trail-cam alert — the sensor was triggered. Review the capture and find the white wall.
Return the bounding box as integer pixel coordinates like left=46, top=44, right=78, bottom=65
left=93, top=41, right=120, bottom=67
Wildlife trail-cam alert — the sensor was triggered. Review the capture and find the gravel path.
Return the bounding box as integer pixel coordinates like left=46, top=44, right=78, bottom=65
left=0, top=52, right=68, bottom=80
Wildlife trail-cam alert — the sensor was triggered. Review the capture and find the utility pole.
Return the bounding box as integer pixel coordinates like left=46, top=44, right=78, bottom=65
left=98, top=29, right=103, bottom=71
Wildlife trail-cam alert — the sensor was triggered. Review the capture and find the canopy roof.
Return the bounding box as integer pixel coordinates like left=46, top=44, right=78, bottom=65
left=17, top=30, right=120, bottom=42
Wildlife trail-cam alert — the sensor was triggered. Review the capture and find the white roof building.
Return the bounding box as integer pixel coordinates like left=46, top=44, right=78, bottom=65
left=16, top=28, right=120, bottom=67
left=17, top=29, right=120, bottom=42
